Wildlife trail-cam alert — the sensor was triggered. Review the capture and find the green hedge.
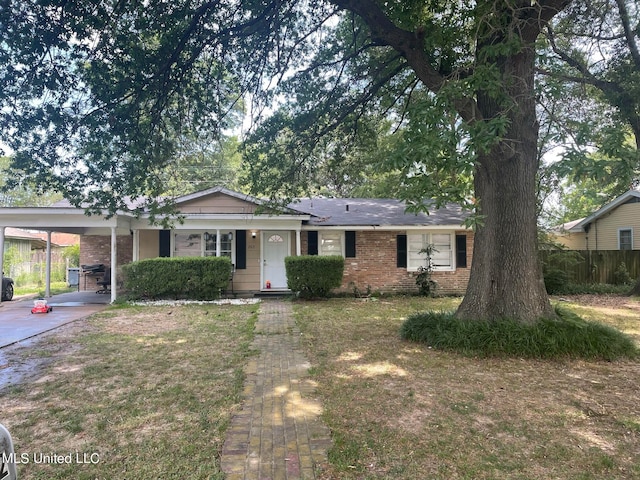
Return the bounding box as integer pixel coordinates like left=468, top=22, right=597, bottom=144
left=285, top=255, right=344, bottom=298
left=122, top=257, right=232, bottom=300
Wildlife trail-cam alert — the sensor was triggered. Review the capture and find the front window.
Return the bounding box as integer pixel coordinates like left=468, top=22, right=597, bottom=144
left=174, top=233, right=202, bottom=257
left=619, top=229, right=633, bottom=250
left=174, top=231, right=234, bottom=258
left=320, top=232, right=343, bottom=256
left=205, top=232, right=233, bottom=258
left=407, top=233, right=454, bottom=271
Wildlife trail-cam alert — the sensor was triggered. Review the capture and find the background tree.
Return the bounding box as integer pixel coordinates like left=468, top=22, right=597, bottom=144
left=160, top=135, right=245, bottom=197
left=537, top=0, right=640, bottom=220
left=0, top=0, right=245, bottom=216
left=0, top=156, right=62, bottom=206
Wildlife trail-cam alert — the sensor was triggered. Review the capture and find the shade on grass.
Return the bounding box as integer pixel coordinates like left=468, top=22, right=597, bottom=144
left=400, top=307, right=639, bottom=360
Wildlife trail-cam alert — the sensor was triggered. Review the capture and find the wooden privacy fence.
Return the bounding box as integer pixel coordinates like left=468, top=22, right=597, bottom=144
left=540, top=250, right=640, bottom=284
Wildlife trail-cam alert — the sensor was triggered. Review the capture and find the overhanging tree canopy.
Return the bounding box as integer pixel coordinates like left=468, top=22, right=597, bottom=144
left=4, top=0, right=635, bottom=323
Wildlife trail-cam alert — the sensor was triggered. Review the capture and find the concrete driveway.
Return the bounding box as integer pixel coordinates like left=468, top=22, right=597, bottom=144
left=0, top=291, right=111, bottom=348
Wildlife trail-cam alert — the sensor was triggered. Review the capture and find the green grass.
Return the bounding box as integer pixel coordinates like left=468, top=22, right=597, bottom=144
left=13, top=281, right=76, bottom=297
left=293, top=296, right=640, bottom=480
left=0, top=303, right=258, bottom=480
left=399, top=306, right=639, bottom=360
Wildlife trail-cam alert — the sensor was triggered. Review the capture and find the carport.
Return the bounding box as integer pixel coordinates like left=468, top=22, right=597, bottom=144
left=0, top=206, right=135, bottom=305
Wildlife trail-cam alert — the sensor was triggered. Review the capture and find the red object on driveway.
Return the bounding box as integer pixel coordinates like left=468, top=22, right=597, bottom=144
left=30, top=299, right=53, bottom=314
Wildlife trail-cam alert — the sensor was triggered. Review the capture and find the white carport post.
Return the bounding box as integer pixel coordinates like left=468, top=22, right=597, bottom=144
left=0, top=226, right=5, bottom=305
left=44, top=231, right=52, bottom=297
left=132, top=229, right=139, bottom=262
left=110, top=226, right=117, bottom=303
left=296, top=228, right=301, bottom=256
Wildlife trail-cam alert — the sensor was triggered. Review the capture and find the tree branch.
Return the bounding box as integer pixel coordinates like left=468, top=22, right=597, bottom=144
left=328, top=0, right=481, bottom=124
left=614, top=0, right=640, bottom=68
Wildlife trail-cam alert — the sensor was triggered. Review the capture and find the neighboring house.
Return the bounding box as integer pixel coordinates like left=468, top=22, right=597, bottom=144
left=554, top=190, right=640, bottom=251
left=0, top=187, right=473, bottom=300
left=29, top=232, right=79, bottom=265
left=2, top=228, right=78, bottom=280
left=3, top=227, right=47, bottom=277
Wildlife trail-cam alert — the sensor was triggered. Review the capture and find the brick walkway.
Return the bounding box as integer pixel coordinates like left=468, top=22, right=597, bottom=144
left=221, top=300, right=332, bottom=480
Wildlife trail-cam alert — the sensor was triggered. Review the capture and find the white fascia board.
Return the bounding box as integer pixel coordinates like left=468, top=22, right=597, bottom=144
left=0, top=208, right=124, bottom=229
left=130, top=214, right=309, bottom=231
left=301, top=224, right=470, bottom=231
left=0, top=209, right=136, bottom=237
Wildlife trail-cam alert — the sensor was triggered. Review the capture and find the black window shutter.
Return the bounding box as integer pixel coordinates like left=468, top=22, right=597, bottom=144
left=235, top=230, right=247, bottom=269
left=456, top=234, right=467, bottom=268
left=345, top=231, right=356, bottom=258
left=308, top=231, right=318, bottom=255
left=397, top=234, right=407, bottom=268
left=159, top=230, right=171, bottom=257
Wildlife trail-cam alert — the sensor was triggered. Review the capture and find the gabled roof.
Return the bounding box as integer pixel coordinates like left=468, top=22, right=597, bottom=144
left=291, top=198, right=470, bottom=227
left=551, top=218, right=585, bottom=234
left=5, top=227, right=49, bottom=248
left=29, top=231, right=79, bottom=246
left=569, top=189, right=640, bottom=232
left=172, top=186, right=264, bottom=207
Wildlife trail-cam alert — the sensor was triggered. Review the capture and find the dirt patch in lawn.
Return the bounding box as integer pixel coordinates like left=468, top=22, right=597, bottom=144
left=554, top=293, right=640, bottom=310
left=100, top=309, right=185, bottom=335
left=0, top=320, right=93, bottom=393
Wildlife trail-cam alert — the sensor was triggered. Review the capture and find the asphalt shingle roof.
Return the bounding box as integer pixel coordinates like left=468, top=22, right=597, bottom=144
left=290, top=198, right=469, bottom=227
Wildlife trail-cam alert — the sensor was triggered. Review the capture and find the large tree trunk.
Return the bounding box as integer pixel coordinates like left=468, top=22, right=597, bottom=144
left=456, top=42, right=556, bottom=324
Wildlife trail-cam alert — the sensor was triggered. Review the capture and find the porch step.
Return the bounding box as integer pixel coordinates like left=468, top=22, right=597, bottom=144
left=253, top=290, right=293, bottom=298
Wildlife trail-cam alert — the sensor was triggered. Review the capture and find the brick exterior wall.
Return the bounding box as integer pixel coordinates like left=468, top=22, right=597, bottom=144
left=79, top=235, right=133, bottom=291
left=80, top=230, right=473, bottom=295
left=302, top=230, right=474, bottom=295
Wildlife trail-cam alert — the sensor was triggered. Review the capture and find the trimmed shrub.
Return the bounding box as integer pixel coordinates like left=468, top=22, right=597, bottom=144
left=400, top=307, right=639, bottom=360
left=285, top=255, right=344, bottom=298
left=122, top=257, right=232, bottom=300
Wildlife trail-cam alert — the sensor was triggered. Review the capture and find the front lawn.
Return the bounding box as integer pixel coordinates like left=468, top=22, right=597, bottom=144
left=294, top=296, right=640, bottom=480
left=1, top=295, right=638, bottom=479
left=0, top=303, right=258, bottom=480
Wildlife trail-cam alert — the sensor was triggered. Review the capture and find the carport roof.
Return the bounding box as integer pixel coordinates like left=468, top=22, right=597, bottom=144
left=0, top=206, right=128, bottom=234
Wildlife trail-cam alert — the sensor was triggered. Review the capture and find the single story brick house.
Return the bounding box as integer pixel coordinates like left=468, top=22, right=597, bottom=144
left=0, top=187, right=473, bottom=301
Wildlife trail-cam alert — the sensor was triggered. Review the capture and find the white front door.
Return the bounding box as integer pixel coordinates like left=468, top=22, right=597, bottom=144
left=262, top=231, right=290, bottom=290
